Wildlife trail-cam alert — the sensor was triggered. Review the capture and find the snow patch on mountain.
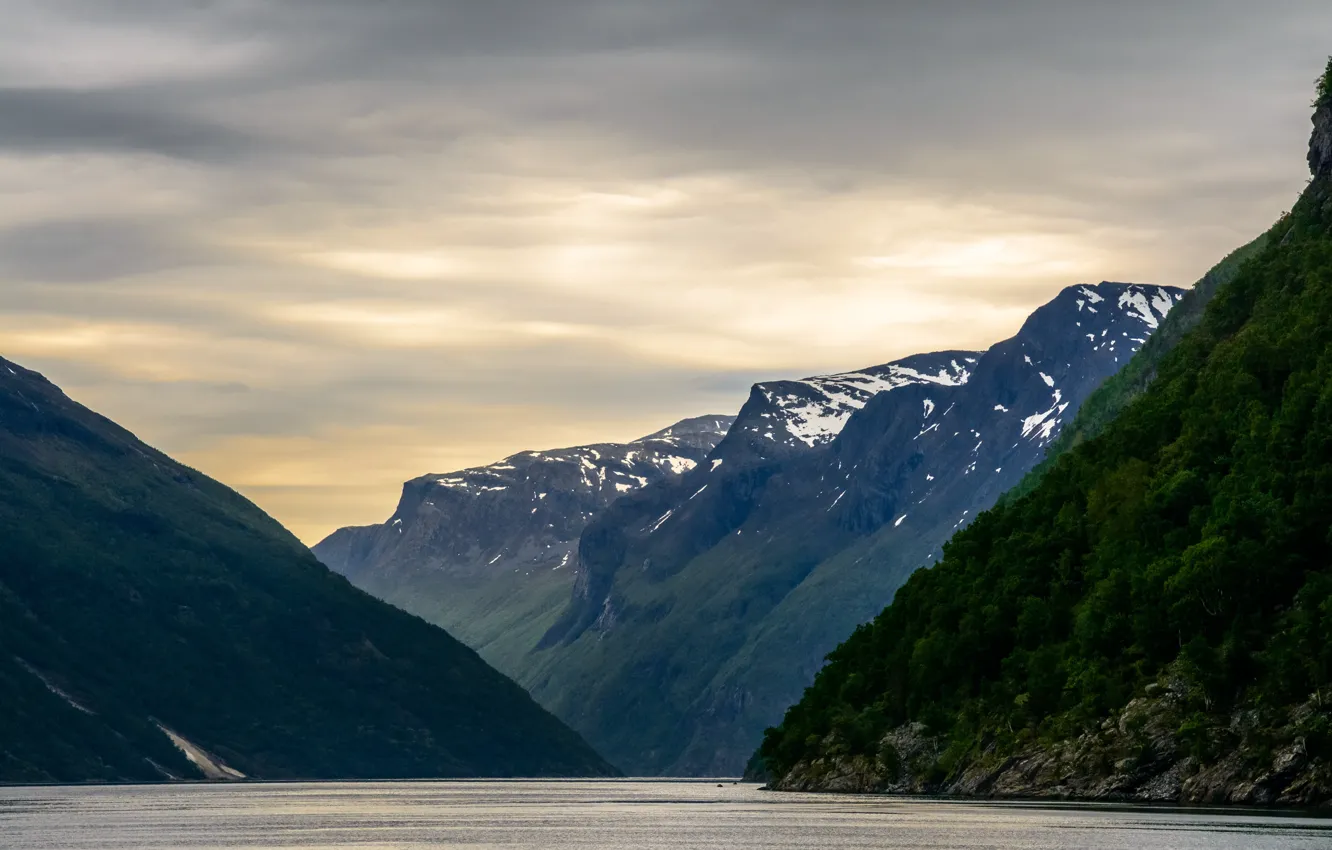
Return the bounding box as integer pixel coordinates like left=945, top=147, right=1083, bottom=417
left=428, top=427, right=718, bottom=502
left=727, top=354, right=978, bottom=455
left=1118, top=287, right=1178, bottom=329
left=898, top=283, right=1187, bottom=521
left=772, top=363, right=974, bottom=447
left=315, top=414, right=734, bottom=588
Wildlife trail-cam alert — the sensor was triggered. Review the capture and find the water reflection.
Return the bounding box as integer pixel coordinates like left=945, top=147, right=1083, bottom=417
left=1, top=779, right=1329, bottom=849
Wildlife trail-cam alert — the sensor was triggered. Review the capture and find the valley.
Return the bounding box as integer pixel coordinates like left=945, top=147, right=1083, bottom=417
left=321, top=283, right=1185, bottom=775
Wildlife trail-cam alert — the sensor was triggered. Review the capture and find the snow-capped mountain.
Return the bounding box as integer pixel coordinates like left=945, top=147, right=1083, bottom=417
left=713, top=352, right=977, bottom=465
left=831, top=283, right=1183, bottom=532
left=317, top=414, right=732, bottom=584
left=535, top=282, right=1185, bottom=777
left=312, top=415, right=733, bottom=670
left=314, top=281, right=1184, bottom=780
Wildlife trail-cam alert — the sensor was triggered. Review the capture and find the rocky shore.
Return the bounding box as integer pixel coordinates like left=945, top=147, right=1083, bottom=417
left=768, top=679, right=1332, bottom=807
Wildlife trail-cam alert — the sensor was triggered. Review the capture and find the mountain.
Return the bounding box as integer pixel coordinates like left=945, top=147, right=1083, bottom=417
left=754, top=62, right=1332, bottom=806
left=999, top=232, right=1270, bottom=507
left=322, top=280, right=1182, bottom=777
left=529, top=282, right=1183, bottom=776
left=313, top=415, right=733, bottom=678
left=321, top=284, right=1181, bottom=778
left=0, top=357, right=615, bottom=783
left=709, top=353, right=975, bottom=466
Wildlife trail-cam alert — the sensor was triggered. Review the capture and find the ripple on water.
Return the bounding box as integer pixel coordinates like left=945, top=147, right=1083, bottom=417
left=1, top=779, right=1331, bottom=850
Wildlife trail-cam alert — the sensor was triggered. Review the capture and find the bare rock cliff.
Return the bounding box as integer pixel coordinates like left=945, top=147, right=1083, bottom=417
left=1310, top=71, right=1332, bottom=176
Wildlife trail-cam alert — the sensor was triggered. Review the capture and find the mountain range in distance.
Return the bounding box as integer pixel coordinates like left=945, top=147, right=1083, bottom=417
left=315, top=415, right=735, bottom=676
left=317, top=280, right=1185, bottom=776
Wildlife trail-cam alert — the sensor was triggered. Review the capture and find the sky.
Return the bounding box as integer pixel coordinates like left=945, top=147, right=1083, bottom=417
left=1, top=1, right=1328, bottom=543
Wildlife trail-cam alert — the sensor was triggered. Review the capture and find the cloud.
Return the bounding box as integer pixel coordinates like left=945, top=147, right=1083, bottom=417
left=0, top=88, right=270, bottom=161
left=0, top=217, right=221, bottom=282
left=0, top=0, right=1327, bottom=541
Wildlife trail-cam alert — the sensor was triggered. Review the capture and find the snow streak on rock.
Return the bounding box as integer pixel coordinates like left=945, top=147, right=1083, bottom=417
left=1020, top=283, right=1182, bottom=449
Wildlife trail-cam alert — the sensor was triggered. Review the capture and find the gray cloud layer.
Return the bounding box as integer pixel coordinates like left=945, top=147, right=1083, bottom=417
left=0, top=0, right=1327, bottom=539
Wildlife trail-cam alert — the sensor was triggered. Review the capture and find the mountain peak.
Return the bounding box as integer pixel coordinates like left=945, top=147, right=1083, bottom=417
left=1046, top=282, right=1181, bottom=331
left=314, top=413, right=733, bottom=591
left=635, top=414, right=735, bottom=447
left=711, top=351, right=978, bottom=463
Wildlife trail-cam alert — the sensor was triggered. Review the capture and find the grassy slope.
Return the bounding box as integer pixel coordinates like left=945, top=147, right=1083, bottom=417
left=361, top=566, right=575, bottom=683
left=0, top=358, right=615, bottom=782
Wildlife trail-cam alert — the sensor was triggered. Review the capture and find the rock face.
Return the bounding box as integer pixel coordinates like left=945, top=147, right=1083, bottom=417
left=313, top=415, right=733, bottom=675
left=772, top=676, right=1332, bottom=807
left=1310, top=67, right=1332, bottom=176
left=532, top=283, right=1184, bottom=776
left=319, top=414, right=732, bottom=586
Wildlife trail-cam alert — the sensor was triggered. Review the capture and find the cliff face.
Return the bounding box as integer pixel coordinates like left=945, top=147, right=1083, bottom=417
left=1311, top=109, right=1332, bottom=176
left=1311, top=63, right=1332, bottom=176
left=312, top=415, right=732, bottom=682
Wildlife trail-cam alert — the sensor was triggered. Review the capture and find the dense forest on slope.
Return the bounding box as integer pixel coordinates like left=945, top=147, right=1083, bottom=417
left=0, top=358, right=614, bottom=783
left=756, top=62, right=1332, bottom=805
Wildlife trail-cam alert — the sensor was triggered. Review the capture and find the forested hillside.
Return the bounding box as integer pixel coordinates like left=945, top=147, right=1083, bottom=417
left=755, top=60, right=1332, bottom=806
left=0, top=357, right=615, bottom=783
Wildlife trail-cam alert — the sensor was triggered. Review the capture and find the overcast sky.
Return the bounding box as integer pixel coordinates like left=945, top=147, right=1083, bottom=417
left=1, top=1, right=1328, bottom=542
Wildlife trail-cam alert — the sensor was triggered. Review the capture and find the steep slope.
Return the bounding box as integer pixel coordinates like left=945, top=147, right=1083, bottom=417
left=755, top=64, right=1332, bottom=806
left=0, top=357, right=615, bottom=783
left=530, top=283, right=1182, bottom=776
left=313, top=416, right=732, bottom=676
left=999, top=233, right=1269, bottom=506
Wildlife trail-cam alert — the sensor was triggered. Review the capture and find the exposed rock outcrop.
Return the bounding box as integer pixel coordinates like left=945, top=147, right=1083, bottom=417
left=769, top=679, right=1332, bottom=807
left=1310, top=60, right=1332, bottom=176
left=1310, top=103, right=1332, bottom=177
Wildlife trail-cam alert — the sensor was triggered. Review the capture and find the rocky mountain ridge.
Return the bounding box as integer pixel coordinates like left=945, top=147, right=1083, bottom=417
left=713, top=353, right=976, bottom=466
left=313, top=415, right=733, bottom=676
left=318, top=415, right=732, bottom=585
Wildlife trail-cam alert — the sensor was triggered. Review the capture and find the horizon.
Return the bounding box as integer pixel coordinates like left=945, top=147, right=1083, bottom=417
left=1, top=2, right=1329, bottom=542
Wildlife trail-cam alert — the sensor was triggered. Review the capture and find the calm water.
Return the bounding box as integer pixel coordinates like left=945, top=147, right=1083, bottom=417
left=1, top=779, right=1329, bottom=849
